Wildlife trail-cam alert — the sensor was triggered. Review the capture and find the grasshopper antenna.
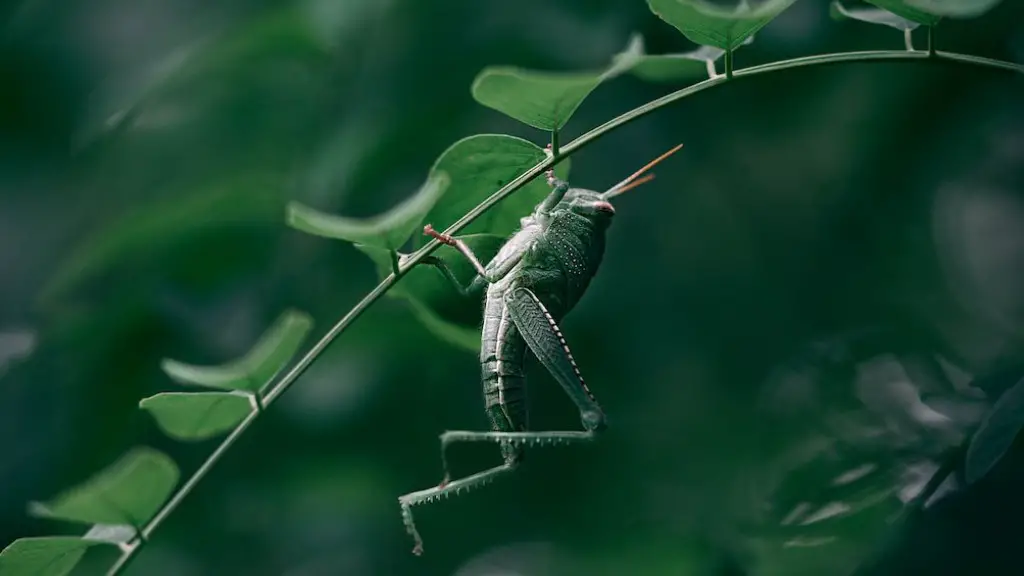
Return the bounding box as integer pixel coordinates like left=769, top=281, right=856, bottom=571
left=602, top=142, right=683, bottom=199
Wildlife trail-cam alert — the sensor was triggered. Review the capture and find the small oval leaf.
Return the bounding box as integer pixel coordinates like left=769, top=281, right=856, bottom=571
left=630, top=37, right=754, bottom=82
left=28, top=447, right=179, bottom=527
left=471, top=36, right=642, bottom=130
left=286, top=172, right=450, bottom=250
left=241, top=309, right=315, bottom=385
left=864, top=0, right=943, bottom=23
left=0, top=537, right=99, bottom=576
left=906, top=0, right=1002, bottom=17
left=160, top=308, right=314, bottom=392
left=965, top=376, right=1024, bottom=484
left=647, top=0, right=798, bottom=51
left=140, top=392, right=254, bottom=441
left=831, top=0, right=920, bottom=29
left=417, top=134, right=570, bottom=246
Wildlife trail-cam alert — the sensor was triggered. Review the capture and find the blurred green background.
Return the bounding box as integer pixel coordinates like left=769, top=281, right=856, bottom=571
left=2, top=0, right=1024, bottom=574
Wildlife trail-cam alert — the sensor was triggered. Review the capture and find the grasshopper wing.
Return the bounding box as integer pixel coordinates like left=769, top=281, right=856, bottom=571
left=506, top=287, right=605, bottom=430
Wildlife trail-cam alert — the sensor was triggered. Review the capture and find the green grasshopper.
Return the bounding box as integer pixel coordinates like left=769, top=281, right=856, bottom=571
left=398, top=143, right=684, bottom=554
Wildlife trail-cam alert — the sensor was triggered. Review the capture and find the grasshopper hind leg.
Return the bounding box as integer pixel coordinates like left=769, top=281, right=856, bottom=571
left=397, top=427, right=597, bottom=555
left=399, top=287, right=608, bottom=555
left=399, top=461, right=517, bottom=556
left=397, top=402, right=526, bottom=555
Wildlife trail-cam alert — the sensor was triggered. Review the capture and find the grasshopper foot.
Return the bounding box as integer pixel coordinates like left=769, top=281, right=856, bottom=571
left=582, top=409, right=607, bottom=432
left=423, top=224, right=456, bottom=246
left=545, top=169, right=556, bottom=187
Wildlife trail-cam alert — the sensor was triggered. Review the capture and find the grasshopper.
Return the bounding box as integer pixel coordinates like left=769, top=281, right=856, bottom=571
left=398, top=143, right=684, bottom=554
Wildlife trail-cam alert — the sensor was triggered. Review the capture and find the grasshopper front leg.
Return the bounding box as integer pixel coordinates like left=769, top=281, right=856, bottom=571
left=423, top=225, right=524, bottom=284
left=418, top=254, right=485, bottom=298
left=419, top=167, right=567, bottom=286
left=538, top=169, right=570, bottom=216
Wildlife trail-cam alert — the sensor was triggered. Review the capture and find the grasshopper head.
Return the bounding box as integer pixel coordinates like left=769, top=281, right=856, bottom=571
left=564, top=188, right=616, bottom=219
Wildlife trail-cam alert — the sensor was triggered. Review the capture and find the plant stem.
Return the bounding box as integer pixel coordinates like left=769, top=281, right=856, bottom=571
left=107, top=280, right=398, bottom=575
left=725, top=48, right=734, bottom=79
left=550, top=129, right=560, bottom=157
left=937, top=50, right=1024, bottom=73
left=105, top=47, right=1023, bottom=575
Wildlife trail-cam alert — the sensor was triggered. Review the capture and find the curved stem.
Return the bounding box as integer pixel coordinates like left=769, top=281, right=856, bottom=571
left=937, top=50, right=1024, bottom=74
left=106, top=47, right=1022, bottom=575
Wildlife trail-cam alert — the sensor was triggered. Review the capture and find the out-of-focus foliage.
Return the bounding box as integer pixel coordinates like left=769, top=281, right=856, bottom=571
left=965, top=376, right=1024, bottom=484
left=2, top=0, right=1024, bottom=574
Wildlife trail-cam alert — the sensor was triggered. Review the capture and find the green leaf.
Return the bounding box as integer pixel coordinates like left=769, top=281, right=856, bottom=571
left=906, top=0, right=1002, bottom=17
left=646, top=0, right=799, bottom=51
left=286, top=172, right=450, bottom=250
left=864, top=0, right=943, bottom=23
left=831, top=0, right=920, bottom=29
left=629, top=37, right=755, bottom=82
left=630, top=51, right=714, bottom=83
left=160, top=308, right=314, bottom=392
left=0, top=537, right=100, bottom=576
left=965, top=376, right=1024, bottom=484
left=415, top=135, right=571, bottom=247
left=140, top=391, right=254, bottom=441
left=83, top=524, right=137, bottom=544
left=28, top=447, right=179, bottom=527
left=471, top=35, right=643, bottom=130
left=355, top=234, right=507, bottom=352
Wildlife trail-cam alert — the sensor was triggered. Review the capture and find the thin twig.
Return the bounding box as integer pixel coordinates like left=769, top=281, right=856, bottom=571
left=106, top=48, right=1023, bottom=575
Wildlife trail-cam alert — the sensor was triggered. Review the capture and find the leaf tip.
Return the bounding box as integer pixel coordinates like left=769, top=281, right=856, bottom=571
left=284, top=200, right=310, bottom=228
left=159, top=357, right=185, bottom=380
left=26, top=500, right=50, bottom=519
